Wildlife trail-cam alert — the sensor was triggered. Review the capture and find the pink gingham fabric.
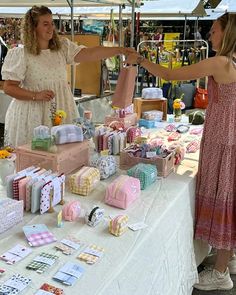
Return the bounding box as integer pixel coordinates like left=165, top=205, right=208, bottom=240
left=27, top=231, right=57, bottom=247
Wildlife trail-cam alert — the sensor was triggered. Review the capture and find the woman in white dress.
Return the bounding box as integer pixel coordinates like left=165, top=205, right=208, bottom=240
left=2, top=5, right=135, bottom=147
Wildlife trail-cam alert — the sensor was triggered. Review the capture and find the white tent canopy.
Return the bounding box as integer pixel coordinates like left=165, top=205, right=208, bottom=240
left=0, top=0, right=132, bottom=7
left=213, top=0, right=236, bottom=13
left=0, top=0, right=206, bottom=19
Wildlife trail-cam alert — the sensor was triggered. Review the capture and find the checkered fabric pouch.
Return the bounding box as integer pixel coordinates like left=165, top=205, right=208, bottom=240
left=127, top=163, right=157, bottom=190
left=51, top=124, right=83, bottom=144
left=26, top=252, right=59, bottom=273
left=69, top=166, right=100, bottom=196
left=109, top=215, right=129, bottom=237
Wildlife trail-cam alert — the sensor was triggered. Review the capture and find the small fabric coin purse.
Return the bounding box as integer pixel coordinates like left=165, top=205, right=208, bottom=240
left=109, top=215, right=129, bottom=237
left=85, top=206, right=105, bottom=227
left=62, top=201, right=81, bottom=222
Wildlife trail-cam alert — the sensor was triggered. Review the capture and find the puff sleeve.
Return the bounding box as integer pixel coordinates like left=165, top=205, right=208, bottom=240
left=1, top=47, right=27, bottom=82
left=61, top=37, right=86, bottom=64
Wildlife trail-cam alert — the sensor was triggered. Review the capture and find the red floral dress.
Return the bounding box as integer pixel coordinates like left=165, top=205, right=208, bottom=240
left=194, top=76, right=236, bottom=250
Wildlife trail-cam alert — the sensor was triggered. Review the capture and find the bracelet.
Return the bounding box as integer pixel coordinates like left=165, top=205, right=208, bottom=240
left=136, top=55, right=145, bottom=65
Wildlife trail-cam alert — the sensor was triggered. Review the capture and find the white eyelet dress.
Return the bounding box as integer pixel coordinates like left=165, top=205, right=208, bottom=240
left=2, top=38, right=85, bottom=147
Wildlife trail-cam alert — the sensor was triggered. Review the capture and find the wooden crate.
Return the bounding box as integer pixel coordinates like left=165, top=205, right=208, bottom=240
left=134, top=97, right=167, bottom=120
left=16, top=141, right=89, bottom=175
left=119, top=150, right=175, bottom=177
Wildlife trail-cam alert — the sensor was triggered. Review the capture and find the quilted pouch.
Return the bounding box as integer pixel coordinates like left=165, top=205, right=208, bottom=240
left=90, top=155, right=117, bottom=179
left=105, top=175, right=140, bottom=209
left=109, top=215, right=129, bottom=237
left=69, top=166, right=100, bottom=196
left=62, top=201, right=81, bottom=222
left=127, top=163, right=157, bottom=190
left=51, top=124, right=83, bottom=144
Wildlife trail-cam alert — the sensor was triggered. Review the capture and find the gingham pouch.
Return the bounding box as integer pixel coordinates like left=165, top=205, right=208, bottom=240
left=69, top=166, right=100, bottom=196
left=109, top=215, right=129, bottom=237
left=127, top=163, right=157, bottom=190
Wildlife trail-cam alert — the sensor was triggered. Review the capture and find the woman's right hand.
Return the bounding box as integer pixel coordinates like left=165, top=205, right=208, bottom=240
left=34, top=90, right=55, bottom=101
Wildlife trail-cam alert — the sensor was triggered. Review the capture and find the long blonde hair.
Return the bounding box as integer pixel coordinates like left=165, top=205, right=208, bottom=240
left=22, top=5, right=61, bottom=55
left=217, top=13, right=236, bottom=60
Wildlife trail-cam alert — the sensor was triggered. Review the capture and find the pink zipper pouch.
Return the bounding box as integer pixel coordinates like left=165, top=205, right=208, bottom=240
left=62, top=201, right=81, bottom=222
left=105, top=175, right=140, bottom=209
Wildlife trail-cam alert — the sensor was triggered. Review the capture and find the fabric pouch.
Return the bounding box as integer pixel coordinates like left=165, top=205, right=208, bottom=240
left=109, top=215, right=129, bottom=236
left=85, top=206, right=105, bottom=227
left=62, top=201, right=81, bottom=222
left=69, top=166, right=100, bottom=196
left=105, top=175, right=140, bottom=209
left=127, top=163, right=157, bottom=190
left=90, top=155, right=117, bottom=179
left=51, top=124, right=83, bottom=144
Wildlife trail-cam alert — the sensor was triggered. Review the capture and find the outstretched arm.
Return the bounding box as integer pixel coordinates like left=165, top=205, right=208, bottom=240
left=74, top=46, right=136, bottom=63
left=126, top=53, right=226, bottom=82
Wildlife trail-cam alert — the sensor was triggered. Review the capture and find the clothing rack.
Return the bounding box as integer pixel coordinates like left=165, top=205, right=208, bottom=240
left=136, top=39, right=209, bottom=94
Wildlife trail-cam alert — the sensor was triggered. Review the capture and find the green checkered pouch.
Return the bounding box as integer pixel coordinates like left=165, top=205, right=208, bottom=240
left=26, top=252, right=59, bottom=273
left=127, top=163, right=157, bottom=190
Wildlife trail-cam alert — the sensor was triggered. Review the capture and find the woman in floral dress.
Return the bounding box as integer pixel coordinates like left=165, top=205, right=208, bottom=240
left=126, top=13, right=236, bottom=291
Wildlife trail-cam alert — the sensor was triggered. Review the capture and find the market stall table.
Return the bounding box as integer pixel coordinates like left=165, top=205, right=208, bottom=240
left=0, top=134, right=209, bottom=295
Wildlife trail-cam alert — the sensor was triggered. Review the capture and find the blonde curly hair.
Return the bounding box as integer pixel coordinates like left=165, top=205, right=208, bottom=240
left=22, top=5, right=61, bottom=55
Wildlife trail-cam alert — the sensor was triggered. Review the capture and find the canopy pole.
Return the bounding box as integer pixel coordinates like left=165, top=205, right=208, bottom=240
left=119, top=5, right=123, bottom=70
left=130, top=0, right=135, bottom=48
left=67, top=0, right=75, bottom=93
left=183, top=15, right=187, bottom=48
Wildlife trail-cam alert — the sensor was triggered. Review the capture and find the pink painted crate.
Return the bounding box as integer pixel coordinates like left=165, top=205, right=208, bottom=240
left=16, top=141, right=89, bottom=175
left=104, top=113, right=137, bottom=129
left=119, top=150, right=175, bottom=177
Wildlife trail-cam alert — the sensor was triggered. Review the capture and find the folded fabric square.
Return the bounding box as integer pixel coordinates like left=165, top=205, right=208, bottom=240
left=26, top=252, right=59, bottom=273
left=77, top=244, right=104, bottom=265
left=53, top=262, right=84, bottom=286
left=36, top=283, right=64, bottom=295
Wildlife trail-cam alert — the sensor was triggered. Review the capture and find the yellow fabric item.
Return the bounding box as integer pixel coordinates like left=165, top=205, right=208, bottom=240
left=69, top=166, right=100, bottom=196
left=109, top=215, right=129, bottom=237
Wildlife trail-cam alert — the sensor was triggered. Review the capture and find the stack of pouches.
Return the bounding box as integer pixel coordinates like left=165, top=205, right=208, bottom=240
left=6, top=166, right=65, bottom=214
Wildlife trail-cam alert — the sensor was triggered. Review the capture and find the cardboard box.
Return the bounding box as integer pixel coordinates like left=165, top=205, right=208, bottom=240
left=16, top=141, right=89, bottom=175
left=119, top=150, right=175, bottom=177
left=104, top=113, right=137, bottom=129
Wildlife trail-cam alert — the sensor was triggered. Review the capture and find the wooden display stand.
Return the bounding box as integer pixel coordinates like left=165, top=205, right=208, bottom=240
left=64, top=34, right=101, bottom=96
left=134, top=97, right=167, bottom=121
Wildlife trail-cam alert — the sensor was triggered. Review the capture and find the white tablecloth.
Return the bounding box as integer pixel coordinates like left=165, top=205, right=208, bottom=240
left=0, top=146, right=209, bottom=295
